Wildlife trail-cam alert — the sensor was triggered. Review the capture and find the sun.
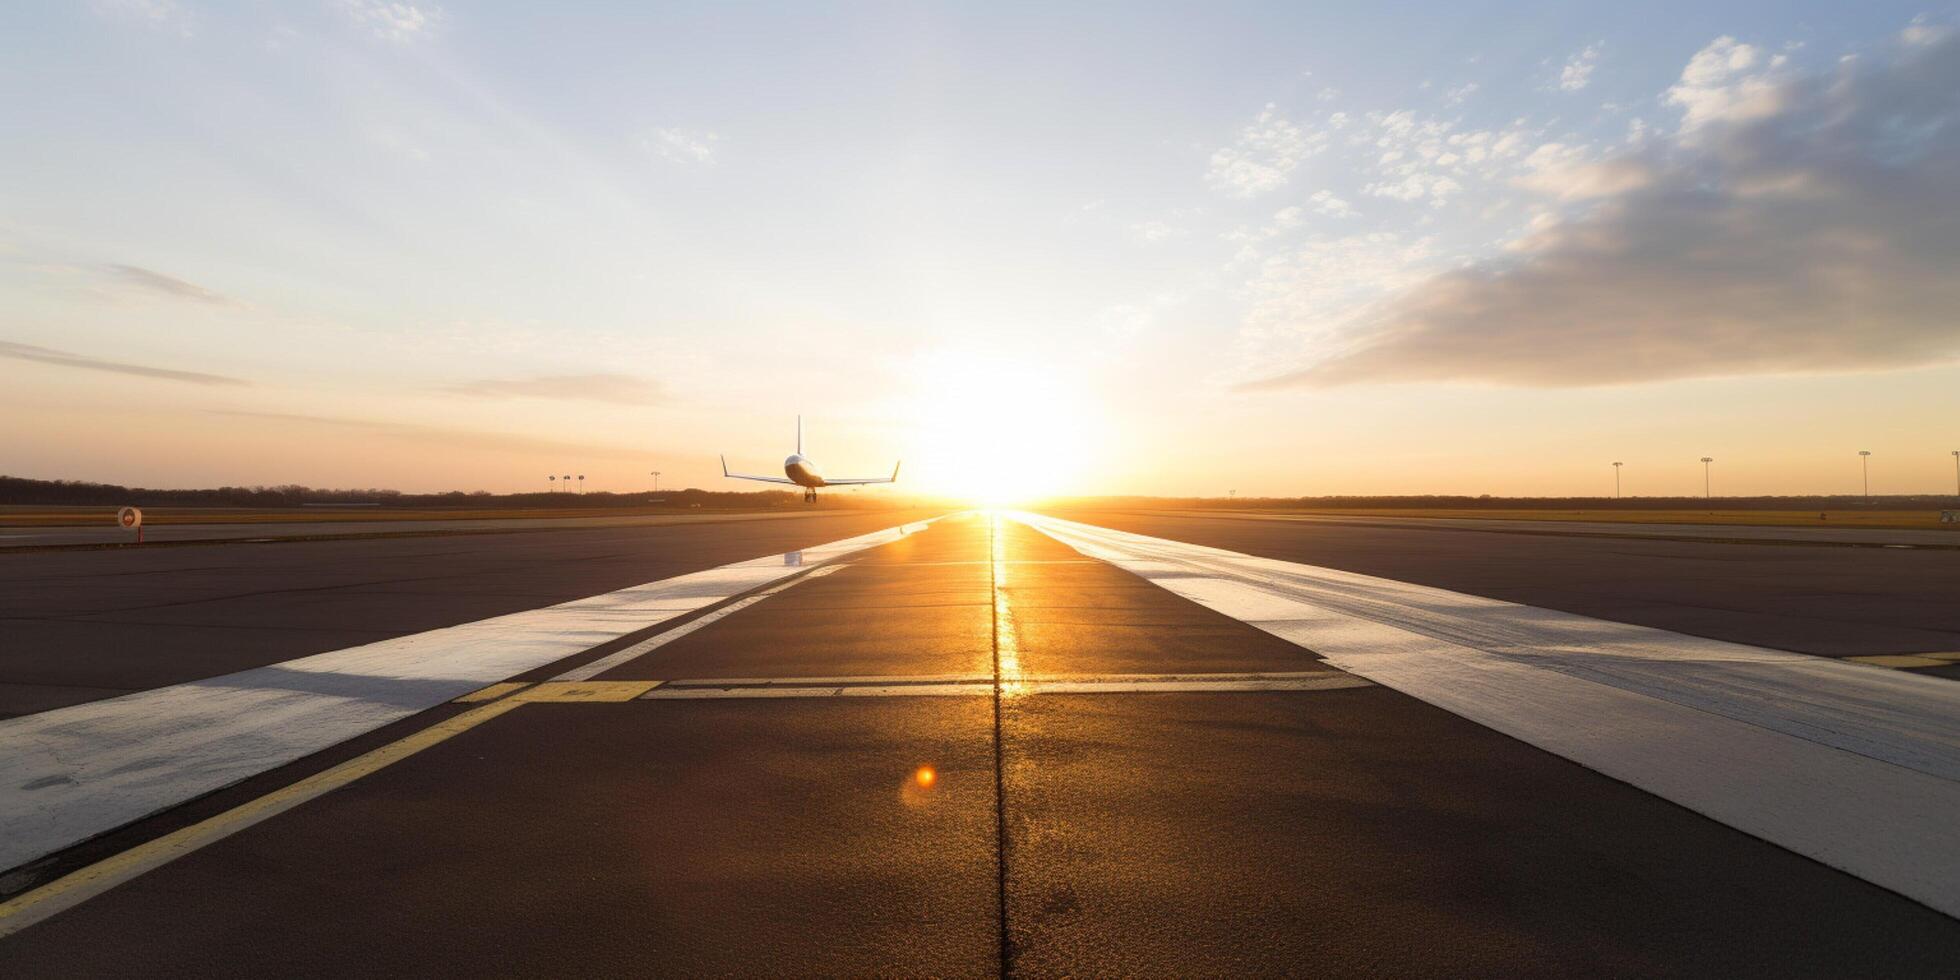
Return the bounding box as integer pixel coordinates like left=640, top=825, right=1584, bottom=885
left=898, top=350, right=1107, bottom=505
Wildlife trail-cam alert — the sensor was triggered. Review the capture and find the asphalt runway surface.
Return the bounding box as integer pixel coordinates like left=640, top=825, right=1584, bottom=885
left=1056, top=508, right=1960, bottom=669
left=0, top=510, right=941, bottom=718
left=0, top=509, right=825, bottom=549
left=1146, top=508, right=1960, bottom=547
left=1, top=511, right=1956, bottom=974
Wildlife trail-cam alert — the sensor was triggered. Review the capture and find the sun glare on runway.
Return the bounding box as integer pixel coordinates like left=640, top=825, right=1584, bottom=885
left=901, top=351, right=1107, bottom=505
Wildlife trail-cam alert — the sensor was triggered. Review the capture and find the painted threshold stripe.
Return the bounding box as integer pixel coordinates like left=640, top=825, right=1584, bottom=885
left=640, top=670, right=1371, bottom=698
left=552, top=564, right=846, bottom=681
left=0, top=696, right=525, bottom=940
left=0, top=517, right=939, bottom=875
left=1007, top=510, right=1960, bottom=918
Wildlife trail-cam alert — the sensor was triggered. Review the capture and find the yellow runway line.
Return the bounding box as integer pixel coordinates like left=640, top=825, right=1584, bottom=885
left=1844, top=653, right=1960, bottom=669
left=0, top=696, right=528, bottom=939
left=515, top=680, right=661, bottom=702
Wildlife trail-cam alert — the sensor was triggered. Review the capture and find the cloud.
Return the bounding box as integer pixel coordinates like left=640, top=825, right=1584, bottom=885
left=336, top=1, right=442, bottom=42
left=0, top=340, right=248, bottom=386
left=1513, top=143, right=1655, bottom=200
left=101, top=264, right=234, bottom=305
left=1247, top=27, right=1960, bottom=388
left=1206, top=104, right=1322, bottom=198
left=1355, top=109, right=1524, bottom=206
left=1236, top=233, right=1439, bottom=357
left=647, top=128, right=719, bottom=165
left=1559, top=43, right=1602, bottom=92
left=1664, top=36, right=1789, bottom=131
left=441, top=372, right=661, bottom=405
left=1307, top=190, right=1356, bottom=217
left=1130, top=220, right=1181, bottom=243
left=1443, top=82, right=1479, bottom=107
left=212, top=410, right=650, bottom=461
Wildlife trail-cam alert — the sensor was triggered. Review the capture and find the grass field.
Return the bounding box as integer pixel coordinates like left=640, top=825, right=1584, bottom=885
left=1162, top=507, right=1960, bottom=530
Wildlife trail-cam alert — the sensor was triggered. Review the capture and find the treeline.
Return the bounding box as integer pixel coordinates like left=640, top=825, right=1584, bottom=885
left=1059, top=493, right=1960, bottom=511
left=0, top=475, right=903, bottom=510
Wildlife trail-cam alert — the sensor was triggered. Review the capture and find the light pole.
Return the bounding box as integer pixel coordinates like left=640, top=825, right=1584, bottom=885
left=548, top=475, right=556, bottom=493
left=1858, top=451, right=1871, bottom=499
left=1700, top=457, right=1713, bottom=500
left=1612, top=461, right=1623, bottom=499
left=1952, top=450, right=1958, bottom=496
left=651, top=471, right=662, bottom=493
left=563, top=474, right=572, bottom=497
left=578, top=474, right=586, bottom=495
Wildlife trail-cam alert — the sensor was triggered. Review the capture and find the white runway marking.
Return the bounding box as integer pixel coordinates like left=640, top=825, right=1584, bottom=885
left=551, top=564, right=846, bottom=681
left=1008, top=510, right=1960, bottom=918
left=0, top=518, right=938, bottom=875
left=639, top=670, right=1372, bottom=698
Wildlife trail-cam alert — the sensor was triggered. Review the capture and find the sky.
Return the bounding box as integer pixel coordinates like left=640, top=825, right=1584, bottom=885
left=4, top=0, right=1959, bottom=500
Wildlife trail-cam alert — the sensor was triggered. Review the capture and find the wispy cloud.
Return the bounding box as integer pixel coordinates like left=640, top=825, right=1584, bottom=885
left=1248, top=27, right=1960, bottom=388
left=1558, top=43, right=1602, bottom=91
left=1, top=340, right=248, bottom=386
left=336, top=0, right=443, bottom=43
left=1206, top=104, right=1322, bottom=198
left=1513, top=143, right=1654, bottom=200
left=647, top=128, right=720, bottom=165
left=100, top=264, right=234, bottom=306
left=441, top=372, right=661, bottom=405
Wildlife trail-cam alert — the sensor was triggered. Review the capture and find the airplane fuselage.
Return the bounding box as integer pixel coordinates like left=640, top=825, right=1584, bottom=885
left=721, top=417, right=897, bottom=502
left=785, top=454, right=826, bottom=488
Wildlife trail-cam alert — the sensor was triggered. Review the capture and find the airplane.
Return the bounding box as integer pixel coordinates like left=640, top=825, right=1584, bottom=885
left=722, top=416, right=900, bottom=503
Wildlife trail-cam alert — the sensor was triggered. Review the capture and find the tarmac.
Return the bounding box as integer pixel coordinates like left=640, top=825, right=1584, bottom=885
left=1, top=509, right=1956, bottom=974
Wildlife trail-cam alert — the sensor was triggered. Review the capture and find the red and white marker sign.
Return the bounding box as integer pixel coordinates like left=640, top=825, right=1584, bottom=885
left=117, top=507, right=143, bottom=530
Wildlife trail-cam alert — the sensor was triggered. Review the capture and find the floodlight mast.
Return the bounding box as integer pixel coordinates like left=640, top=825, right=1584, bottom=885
left=1700, top=457, right=1714, bottom=499
left=1612, top=461, right=1623, bottom=499
left=1858, top=451, right=1871, bottom=499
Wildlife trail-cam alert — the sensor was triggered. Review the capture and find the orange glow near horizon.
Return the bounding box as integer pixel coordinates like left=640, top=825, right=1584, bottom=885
left=898, top=351, right=1111, bottom=505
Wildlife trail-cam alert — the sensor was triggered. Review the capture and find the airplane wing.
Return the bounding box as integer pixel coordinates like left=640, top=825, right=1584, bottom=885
left=823, top=461, right=902, bottom=486
left=720, top=455, right=797, bottom=485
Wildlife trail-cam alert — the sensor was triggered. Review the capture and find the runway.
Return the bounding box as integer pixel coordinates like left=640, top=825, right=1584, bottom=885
left=0, top=509, right=942, bottom=717
left=0, top=509, right=831, bottom=549
left=1, top=510, right=1956, bottom=973
left=1129, top=508, right=1960, bottom=548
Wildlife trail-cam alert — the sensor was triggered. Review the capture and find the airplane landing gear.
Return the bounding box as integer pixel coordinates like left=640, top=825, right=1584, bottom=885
left=804, top=488, right=817, bottom=503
